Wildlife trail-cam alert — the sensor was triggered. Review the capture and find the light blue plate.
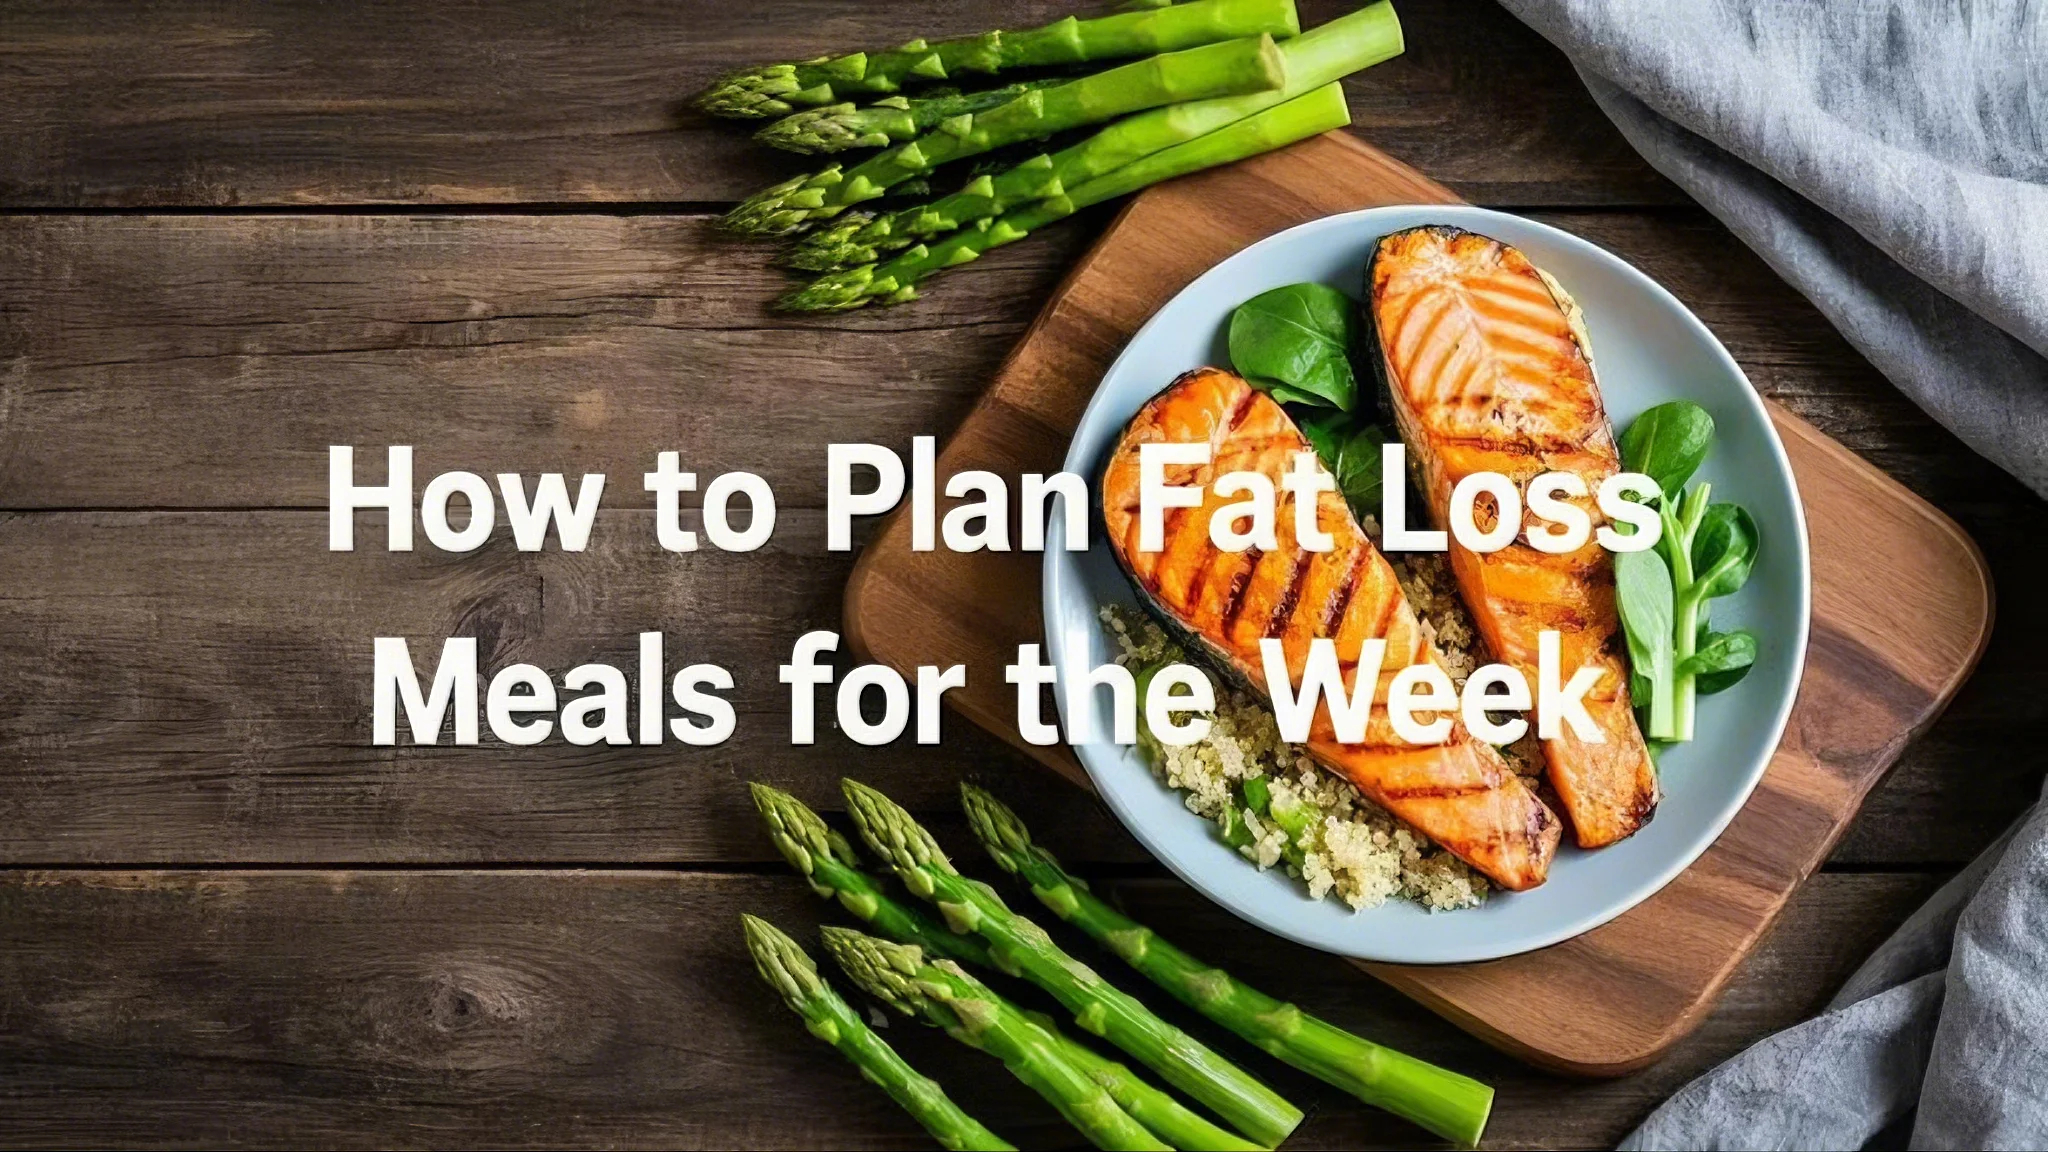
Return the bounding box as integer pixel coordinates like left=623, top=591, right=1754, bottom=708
left=1043, top=205, right=1810, bottom=963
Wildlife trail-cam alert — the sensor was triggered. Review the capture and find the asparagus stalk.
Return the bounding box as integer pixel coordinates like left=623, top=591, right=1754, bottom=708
left=749, top=783, right=1258, bottom=1152
left=742, top=916, right=1015, bottom=1152
left=780, top=81, right=1348, bottom=310
left=788, top=2, right=1401, bottom=271
left=751, top=781, right=994, bottom=968
left=823, top=928, right=1169, bottom=1152
left=1023, top=1008, right=1264, bottom=1152
left=841, top=779, right=1304, bottom=1149
left=960, top=786, right=1496, bottom=1147
left=724, top=34, right=1286, bottom=236
left=756, top=81, right=1066, bottom=155
left=695, top=0, right=1301, bottom=118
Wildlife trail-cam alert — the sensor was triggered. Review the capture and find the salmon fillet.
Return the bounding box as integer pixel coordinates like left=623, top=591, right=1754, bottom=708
left=1368, top=225, right=1658, bottom=848
left=1102, top=367, right=1561, bottom=890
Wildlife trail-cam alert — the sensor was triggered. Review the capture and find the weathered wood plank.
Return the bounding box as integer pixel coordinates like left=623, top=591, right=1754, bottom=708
left=2, top=208, right=2029, bottom=513
left=0, top=1, right=1674, bottom=209
left=0, top=507, right=1139, bottom=864
left=0, top=869, right=1936, bottom=1149
left=0, top=212, right=1090, bottom=510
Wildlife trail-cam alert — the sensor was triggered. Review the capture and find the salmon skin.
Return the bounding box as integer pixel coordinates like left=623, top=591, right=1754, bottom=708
left=1101, top=367, right=1560, bottom=891
left=1366, top=225, right=1658, bottom=848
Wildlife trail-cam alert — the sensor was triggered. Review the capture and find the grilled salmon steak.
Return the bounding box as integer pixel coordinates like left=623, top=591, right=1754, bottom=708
left=1367, top=225, right=1658, bottom=848
left=1102, top=367, right=1561, bottom=890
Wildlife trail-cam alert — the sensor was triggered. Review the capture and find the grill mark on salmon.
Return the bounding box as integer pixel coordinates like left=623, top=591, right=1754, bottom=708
left=1102, top=367, right=1560, bottom=890
left=1265, top=549, right=1312, bottom=639
left=1318, top=546, right=1367, bottom=637
left=1222, top=547, right=1263, bottom=631
left=1368, top=224, right=1660, bottom=849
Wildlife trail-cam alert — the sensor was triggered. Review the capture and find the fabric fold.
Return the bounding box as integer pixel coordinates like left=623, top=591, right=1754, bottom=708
left=1496, top=0, right=2048, bottom=496
left=1487, top=2, right=2048, bottom=1146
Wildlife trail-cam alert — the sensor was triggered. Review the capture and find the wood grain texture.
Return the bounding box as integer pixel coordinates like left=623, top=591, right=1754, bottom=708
left=0, top=1, right=1673, bottom=209
left=0, top=868, right=1937, bottom=1150
left=841, top=131, right=1993, bottom=1074
left=0, top=507, right=1141, bottom=864
left=0, top=213, right=1088, bottom=510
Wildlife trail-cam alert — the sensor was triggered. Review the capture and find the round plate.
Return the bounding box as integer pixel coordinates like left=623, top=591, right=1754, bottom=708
left=1043, top=205, right=1810, bottom=963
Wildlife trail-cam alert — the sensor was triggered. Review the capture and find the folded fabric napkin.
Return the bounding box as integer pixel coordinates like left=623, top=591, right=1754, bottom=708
left=1493, top=2, right=2048, bottom=1146
left=1499, top=0, right=2048, bottom=499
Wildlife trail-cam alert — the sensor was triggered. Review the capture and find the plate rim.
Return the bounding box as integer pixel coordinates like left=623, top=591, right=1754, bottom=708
left=1042, top=204, right=1812, bottom=964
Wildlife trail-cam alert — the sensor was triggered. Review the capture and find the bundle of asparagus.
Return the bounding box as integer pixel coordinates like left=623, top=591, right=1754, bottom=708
left=742, top=915, right=1016, bottom=1151
left=961, top=785, right=1496, bottom=1147
left=752, top=783, right=1259, bottom=1151
left=745, top=780, right=1499, bottom=1148
left=697, top=1, right=1405, bottom=309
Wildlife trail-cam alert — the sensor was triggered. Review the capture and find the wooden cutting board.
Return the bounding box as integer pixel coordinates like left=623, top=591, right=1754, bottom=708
left=842, top=131, right=1993, bottom=1076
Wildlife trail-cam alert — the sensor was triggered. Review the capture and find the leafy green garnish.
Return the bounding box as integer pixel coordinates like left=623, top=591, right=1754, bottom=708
left=1682, top=628, right=1757, bottom=694
left=1613, top=402, right=1762, bottom=746
left=1239, top=774, right=1271, bottom=815
left=1689, top=503, right=1759, bottom=601
left=1620, top=401, right=1714, bottom=501
left=1615, top=547, right=1677, bottom=739
left=1298, top=412, right=1385, bottom=520
left=1227, top=282, right=1359, bottom=411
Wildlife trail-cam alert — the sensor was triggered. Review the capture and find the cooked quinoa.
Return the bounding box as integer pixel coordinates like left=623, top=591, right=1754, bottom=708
left=1103, top=511, right=1550, bottom=915
left=1105, top=602, right=1489, bottom=914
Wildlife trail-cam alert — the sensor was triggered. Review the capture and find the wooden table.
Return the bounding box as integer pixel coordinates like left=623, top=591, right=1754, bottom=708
left=0, top=2, right=2039, bottom=1147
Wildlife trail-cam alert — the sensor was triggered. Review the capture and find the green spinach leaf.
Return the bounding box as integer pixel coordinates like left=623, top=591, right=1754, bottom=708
left=1680, top=628, right=1756, bottom=677
left=1298, top=412, right=1385, bottom=520
left=1690, top=503, right=1760, bottom=600
left=1620, top=401, right=1715, bottom=501
left=1615, top=546, right=1678, bottom=739
left=1228, top=283, right=1359, bottom=411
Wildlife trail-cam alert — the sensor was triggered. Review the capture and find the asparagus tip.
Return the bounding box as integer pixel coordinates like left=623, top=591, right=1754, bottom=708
left=695, top=64, right=804, bottom=120
left=821, top=925, right=930, bottom=1015
left=742, top=914, right=828, bottom=1009
left=958, top=783, right=1037, bottom=874
left=841, top=779, right=957, bottom=875
left=782, top=212, right=880, bottom=272
left=750, top=780, right=866, bottom=879
left=775, top=265, right=881, bottom=311
left=754, top=105, right=892, bottom=155
left=723, top=168, right=842, bottom=238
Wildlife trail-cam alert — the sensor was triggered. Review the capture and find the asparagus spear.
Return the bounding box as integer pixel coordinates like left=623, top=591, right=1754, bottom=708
left=823, top=928, right=1169, bottom=1152
left=1023, top=1008, right=1265, bottom=1152
left=756, top=81, right=1066, bottom=155
left=742, top=916, right=1015, bottom=1152
left=841, top=779, right=1304, bottom=1149
left=787, top=2, right=1400, bottom=271
left=749, top=783, right=1260, bottom=1152
left=751, top=781, right=994, bottom=968
left=723, top=34, right=1286, bottom=237
left=695, top=0, right=1301, bottom=118
left=779, top=81, right=1348, bottom=310
left=961, top=785, right=1497, bottom=1148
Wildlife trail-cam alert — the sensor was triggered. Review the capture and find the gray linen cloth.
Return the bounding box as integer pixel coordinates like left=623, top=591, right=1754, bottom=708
left=1498, top=0, right=2048, bottom=498
left=1487, top=1, right=2048, bottom=1147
